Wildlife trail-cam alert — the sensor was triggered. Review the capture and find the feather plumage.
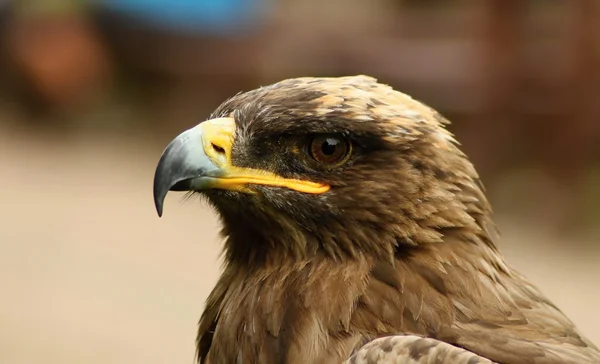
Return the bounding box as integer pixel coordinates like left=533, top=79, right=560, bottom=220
left=154, top=76, right=600, bottom=363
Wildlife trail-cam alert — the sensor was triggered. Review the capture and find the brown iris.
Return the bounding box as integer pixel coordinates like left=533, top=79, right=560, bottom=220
left=309, top=134, right=351, bottom=166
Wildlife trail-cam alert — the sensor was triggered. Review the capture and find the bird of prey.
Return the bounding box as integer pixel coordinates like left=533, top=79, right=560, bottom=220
left=153, top=75, right=600, bottom=364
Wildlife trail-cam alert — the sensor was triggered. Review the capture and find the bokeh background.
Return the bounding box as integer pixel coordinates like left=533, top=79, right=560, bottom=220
left=1, top=1, right=599, bottom=363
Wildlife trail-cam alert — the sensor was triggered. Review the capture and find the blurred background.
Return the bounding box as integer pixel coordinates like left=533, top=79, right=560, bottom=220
left=0, top=0, right=598, bottom=363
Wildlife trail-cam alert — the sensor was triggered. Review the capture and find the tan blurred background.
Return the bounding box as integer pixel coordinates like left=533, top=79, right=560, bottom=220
left=0, top=1, right=599, bottom=363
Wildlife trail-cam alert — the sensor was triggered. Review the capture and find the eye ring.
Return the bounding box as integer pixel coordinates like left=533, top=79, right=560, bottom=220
left=308, top=134, right=352, bottom=167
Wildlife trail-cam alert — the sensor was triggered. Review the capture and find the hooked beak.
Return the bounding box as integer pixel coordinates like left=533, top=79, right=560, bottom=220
left=152, top=117, right=329, bottom=217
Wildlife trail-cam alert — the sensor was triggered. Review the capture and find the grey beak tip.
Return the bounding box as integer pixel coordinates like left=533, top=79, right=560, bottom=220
left=153, top=189, right=165, bottom=217
left=153, top=178, right=167, bottom=217
left=153, top=124, right=210, bottom=218
left=153, top=167, right=167, bottom=218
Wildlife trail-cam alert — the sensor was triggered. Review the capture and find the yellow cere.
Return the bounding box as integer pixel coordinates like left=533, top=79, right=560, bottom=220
left=201, top=117, right=237, bottom=165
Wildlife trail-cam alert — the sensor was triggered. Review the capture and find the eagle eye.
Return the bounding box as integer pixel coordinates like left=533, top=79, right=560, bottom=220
left=308, top=134, right=351, bottom=167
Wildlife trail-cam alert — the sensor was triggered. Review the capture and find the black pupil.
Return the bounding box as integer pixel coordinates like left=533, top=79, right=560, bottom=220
left=321, top=138, right=340, bottom=156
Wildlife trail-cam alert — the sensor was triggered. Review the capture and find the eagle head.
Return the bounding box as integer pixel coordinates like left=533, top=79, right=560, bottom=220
left=153, top=75, right=485, bottom=262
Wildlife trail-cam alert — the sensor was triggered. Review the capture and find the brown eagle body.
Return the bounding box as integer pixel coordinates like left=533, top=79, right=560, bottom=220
left=153, top=76, right=600, bottom=364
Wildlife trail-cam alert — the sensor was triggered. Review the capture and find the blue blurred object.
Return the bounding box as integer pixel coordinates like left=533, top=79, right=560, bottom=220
left=96, top=0, right=269, bottom=36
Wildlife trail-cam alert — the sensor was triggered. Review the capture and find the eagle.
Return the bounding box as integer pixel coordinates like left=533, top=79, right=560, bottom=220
left=152, top=75, right=600, bottom=364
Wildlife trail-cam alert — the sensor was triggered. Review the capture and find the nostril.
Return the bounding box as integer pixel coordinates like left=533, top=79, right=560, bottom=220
left=211, top=143, right=226, bottom=155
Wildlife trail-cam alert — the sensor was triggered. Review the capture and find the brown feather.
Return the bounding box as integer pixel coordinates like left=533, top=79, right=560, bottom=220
left=186, top=76, right=600, bottom=363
